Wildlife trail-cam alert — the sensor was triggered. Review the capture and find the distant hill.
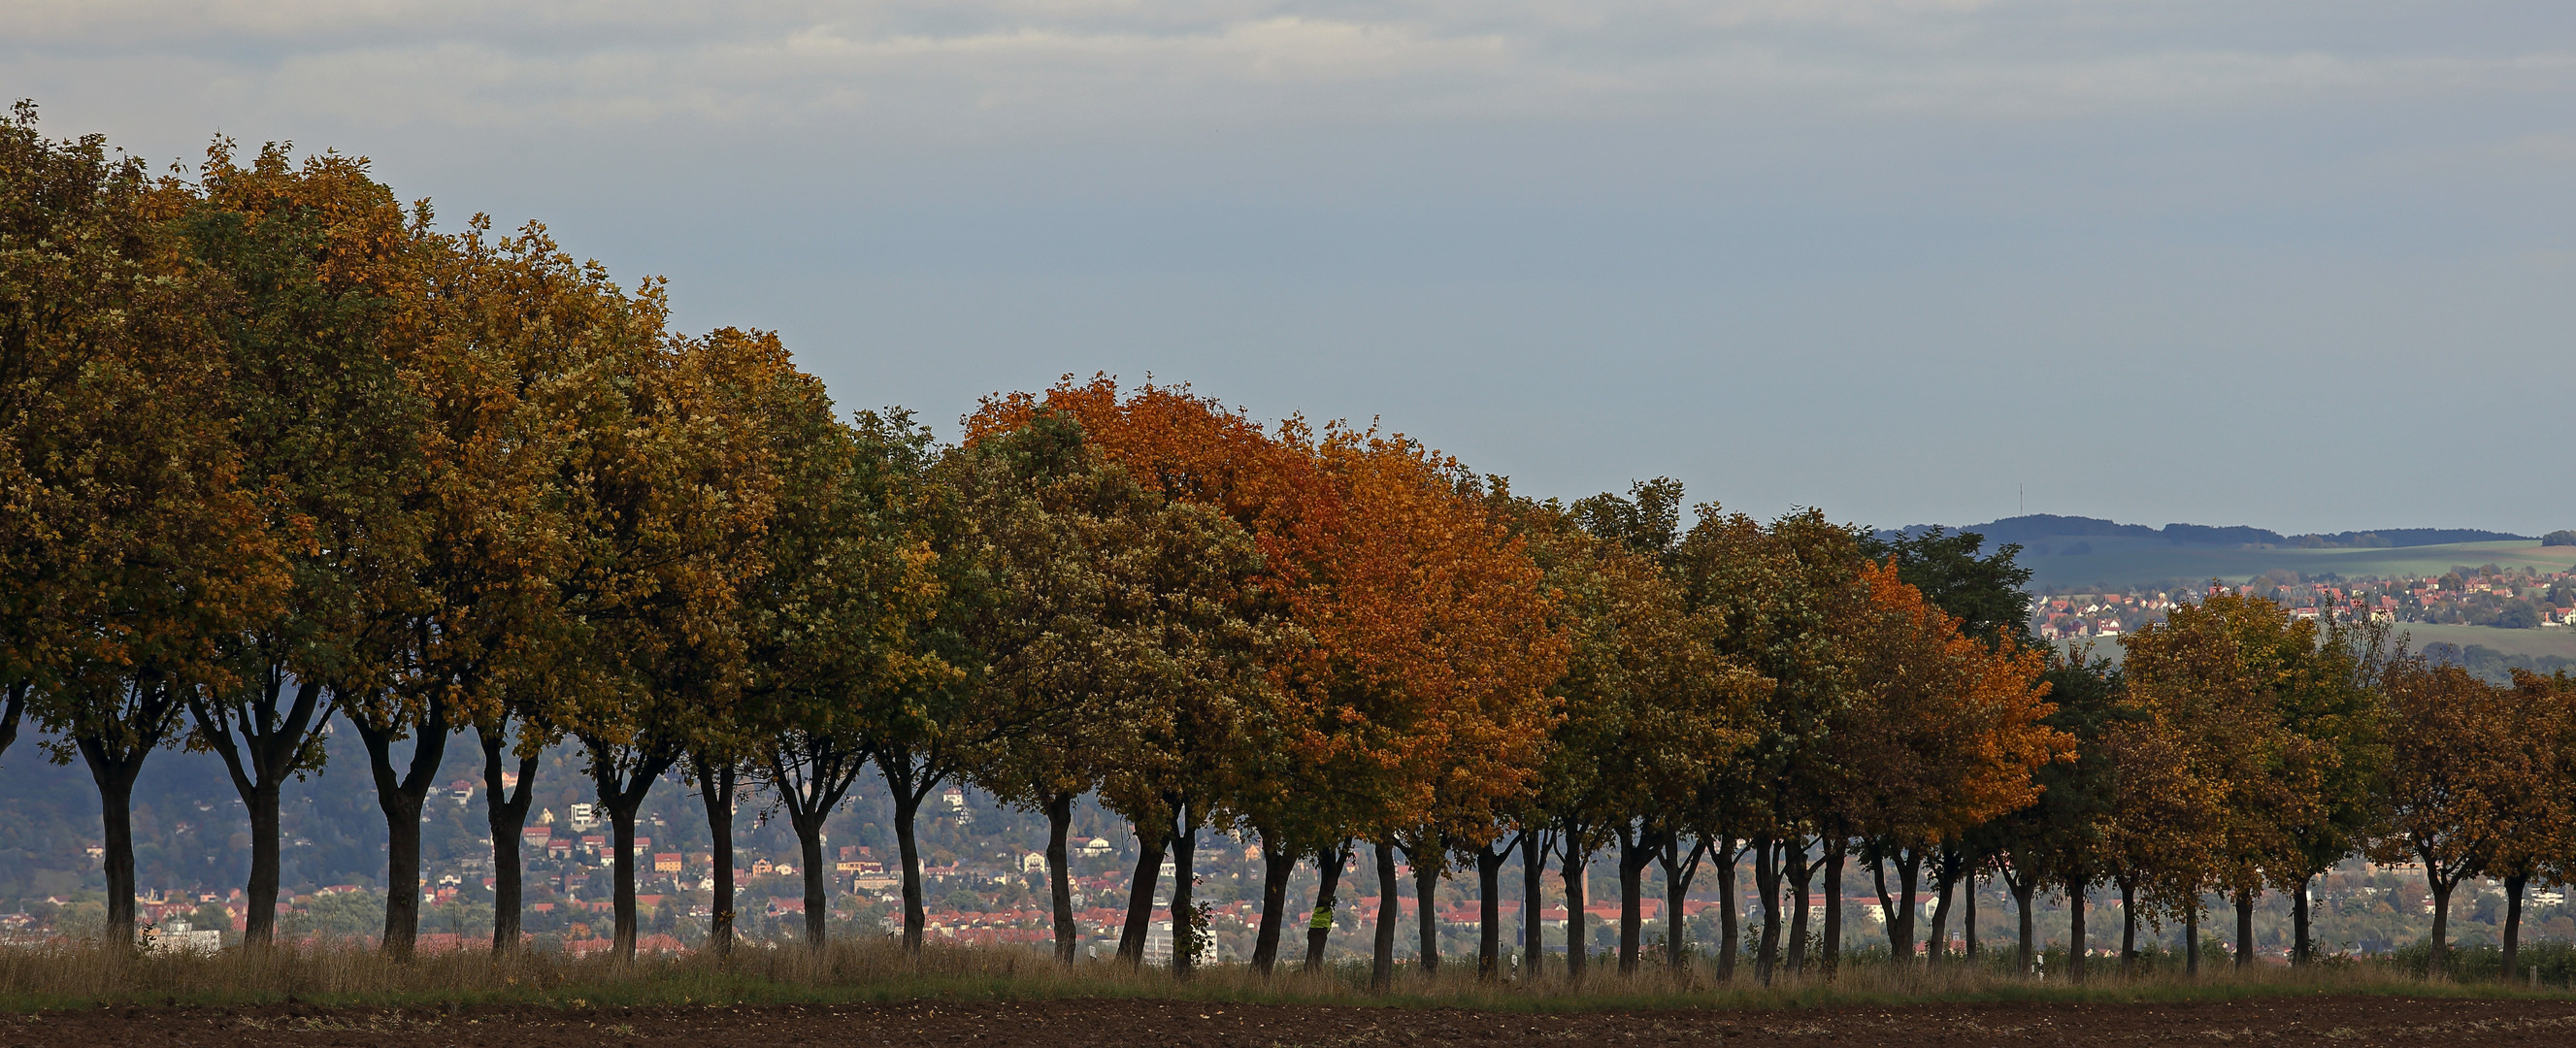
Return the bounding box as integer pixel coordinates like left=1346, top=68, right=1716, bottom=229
left=1884, top=514, right=2533, bottom=551
left=1878, top=516, right=2561, bottom=592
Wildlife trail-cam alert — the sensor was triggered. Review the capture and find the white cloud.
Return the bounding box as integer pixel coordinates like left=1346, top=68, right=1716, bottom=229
left=12, top=0, right=2574, bottom=140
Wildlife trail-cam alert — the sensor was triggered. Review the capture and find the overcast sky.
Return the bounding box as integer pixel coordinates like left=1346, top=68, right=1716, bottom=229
left=10, top=1, right=2573, bottom=534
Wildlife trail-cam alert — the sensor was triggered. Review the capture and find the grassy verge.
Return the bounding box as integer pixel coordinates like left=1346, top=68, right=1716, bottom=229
left=0, top=940, right=2565, bottom=1014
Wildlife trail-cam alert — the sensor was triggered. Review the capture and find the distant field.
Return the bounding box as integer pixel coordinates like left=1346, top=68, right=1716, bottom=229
left=2390, top=623, right=2576, bottom=662
left=2021, top=539, right=2575, bottom=591
left=2058, top=623, right=2576, bottom=671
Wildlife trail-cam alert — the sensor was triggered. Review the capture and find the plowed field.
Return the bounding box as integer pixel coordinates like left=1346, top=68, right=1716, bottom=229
left=8, top=995, right=2572, bottom=1047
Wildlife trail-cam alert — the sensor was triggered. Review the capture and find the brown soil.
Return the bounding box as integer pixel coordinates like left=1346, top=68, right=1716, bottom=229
left=7, top=996, right=2573, bottom=1047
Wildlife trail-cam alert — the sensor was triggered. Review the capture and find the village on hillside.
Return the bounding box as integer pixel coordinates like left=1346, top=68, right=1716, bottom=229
left=10, top=765, right=2567, bottom=967
left=9, top=553, right=2576, bottom=963
left=2032, top=564, right=2576, bottom=641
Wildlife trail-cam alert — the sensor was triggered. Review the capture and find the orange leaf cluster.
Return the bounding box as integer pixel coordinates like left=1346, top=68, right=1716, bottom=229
left=968, top=377, right=1568, bottom=846
left=1832, top=561, right=2067, bottom=841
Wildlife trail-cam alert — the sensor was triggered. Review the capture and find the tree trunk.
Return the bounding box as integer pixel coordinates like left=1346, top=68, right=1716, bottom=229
left=870, top=750, right=949, bottom=954
left=68, top=677, right=184, bottom=951
left=481, top=726, right=541, bottom=954
left=243, top=779, right=281, bottom=946
left=1964, top=870, right=1979, bottom=962
left=2011, top=875, right=2035, bottom=975
left=696, top=761, right=736, bottom=958
left=1521, top=832, right=1545, bottom=979
left=1304, top=840, right=1346, bottom=972
left=893, top=790, right=926, bottom=949
left=1820, top=840, right=1844, bottom=977
left=1659, top=835, right=1703, bottom=972
left=0, top=682, right=23, bottom=765
left=1616, top=827, right=1649, bottom=974
left=2185, top=901, right=2199, bottom=977
left=1371, top=839, right=1399, bottom=991
left=790, top=805, right=829, bottom=947
left=352, top=698, right=447, bottom=961
left=884, top=764, right=935, bottom=954
left=2427, top=877, right=2453, bottom=977
left=772, top=745, right=868, bottom=951
left=1561, top=832, right=1590, bottom=982
left=1925, top=865, right=1955, bottom=964
left=2504, top=872, right=2527, bottom=982
left=84, top=750, right=145, bottom=948
left=2119, top=879, right=2137, bottom=975
left=1250, top=827, right=1294, bottom=974
left=1476, top=842, right=1509, bottom=978
left=1870, top=846, right=1916, bottom=963
left=1171, top=808, right=1197, bottom=978
left=1784, top=840, right=1811, bottom=977
left=2232, top=887, right=2254, bottom=969
left=186, top=672, right=331, bottom=951
left=590, top=753, right=671, bottom=964
left=1049, top=793, right=1079, bottom=966
left=609, top=789, right=640, bottom=959
left=1715, top=837, right=1738, bottom=981
left=2292, top=872, right=2313, bottom=967
left=2065, top=877, right=2086, bottom=984
left=1116, top=824, right=1168, bottom=965
left=1410, top=839, right=1441, bottom=976
left=1751, top=834, right=1780, bottom=984
left=1891, top=849, right=1919, bottom=964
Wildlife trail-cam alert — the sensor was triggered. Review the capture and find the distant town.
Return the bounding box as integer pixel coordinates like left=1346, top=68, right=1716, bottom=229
left=4, top=516, right=2571, bottom=964
left=2032, top=563, right=2576, bottom=640
left=6, top=732, right=2569, bottom=966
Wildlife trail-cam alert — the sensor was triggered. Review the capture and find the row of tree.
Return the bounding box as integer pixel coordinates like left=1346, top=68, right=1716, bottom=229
left=5, top=112, right=2567, bottom=986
